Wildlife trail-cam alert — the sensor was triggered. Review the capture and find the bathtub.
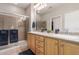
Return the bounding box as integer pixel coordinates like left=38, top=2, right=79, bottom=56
left=0, top=40, right=27, bottom=55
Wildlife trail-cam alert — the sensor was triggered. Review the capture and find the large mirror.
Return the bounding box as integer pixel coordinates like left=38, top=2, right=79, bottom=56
left=35, top=3, right=79, bottom=35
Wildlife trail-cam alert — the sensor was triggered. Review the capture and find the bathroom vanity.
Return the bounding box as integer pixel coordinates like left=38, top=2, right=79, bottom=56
left=27, top=31, right=79, bottom=55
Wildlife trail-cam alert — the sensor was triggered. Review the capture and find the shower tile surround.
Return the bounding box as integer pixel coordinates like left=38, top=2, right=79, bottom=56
left=0, top=14, right=25, bottom=41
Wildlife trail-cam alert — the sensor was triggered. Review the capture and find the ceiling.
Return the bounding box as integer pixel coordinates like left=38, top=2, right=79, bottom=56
left=13, top=3, right=63, bottom=13
left=38, top=3, right=79, bottom=15
left=13, top=3, right=30, bottom=9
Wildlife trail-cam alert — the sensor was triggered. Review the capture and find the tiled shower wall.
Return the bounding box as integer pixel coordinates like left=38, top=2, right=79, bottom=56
left=0, top=14, right=25, bottom=41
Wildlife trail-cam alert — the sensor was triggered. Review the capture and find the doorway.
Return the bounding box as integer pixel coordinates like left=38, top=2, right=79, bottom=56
left=51, top=16, right=63, bottom=33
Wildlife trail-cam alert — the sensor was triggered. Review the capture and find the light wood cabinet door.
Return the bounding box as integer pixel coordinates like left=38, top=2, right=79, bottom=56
left=30, top=34, right=36, bottom=53
left=45, top=38, right=58, bottom=55
left=27, top=34, right=36, bottom=53
left=35, top=35, right=45, bottom=55
left=59, top=40, right=79, bottom=55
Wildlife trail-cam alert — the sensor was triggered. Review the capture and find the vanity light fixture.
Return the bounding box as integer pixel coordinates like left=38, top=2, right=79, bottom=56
left=34, top=3, right=47, bottom=11
left=34, top=4, right=40, bottom=9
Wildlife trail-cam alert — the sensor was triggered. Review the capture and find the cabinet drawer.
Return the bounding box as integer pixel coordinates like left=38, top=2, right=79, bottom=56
left=36, top=35, right=44, bottom=42
left=36, top=45, right=44, bottom=53
left=36, top=40, right=44, bottom=47
left=36, top=49, right=44, bottom=55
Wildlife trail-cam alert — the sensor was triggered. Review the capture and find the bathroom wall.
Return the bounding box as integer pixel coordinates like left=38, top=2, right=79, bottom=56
left=25, top=4, right=31, bottom=31
left=25, top=4, right=36, bottom=31
left=64, top=10, right=79, bottom=32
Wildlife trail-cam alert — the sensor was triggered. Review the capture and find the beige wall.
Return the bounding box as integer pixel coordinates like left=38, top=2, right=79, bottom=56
left=25, top=5, right=31, bottom=16
left=25, top=5, right=31, bottom=31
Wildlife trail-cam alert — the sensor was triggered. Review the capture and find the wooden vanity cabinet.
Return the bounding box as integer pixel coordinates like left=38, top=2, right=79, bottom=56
left=45, top=37, right=59, bottom=55
left=27, top=33, right=79, bottom=55
left=30, top=34, right=36, bottom=53
left=35, top=35, right=45, bottom=55
left=27, top=33, right=45, bottom=55
left=59, top=40, right=79, bottom=55
left=27, top=34, right=36, bottom=53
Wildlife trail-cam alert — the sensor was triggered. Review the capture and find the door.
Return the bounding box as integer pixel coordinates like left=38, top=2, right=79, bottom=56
left=59, top=40, right=79, bottom=55
left=45, top=37, right=58, bottom=55
left=52, top=16, right=63, bottom=32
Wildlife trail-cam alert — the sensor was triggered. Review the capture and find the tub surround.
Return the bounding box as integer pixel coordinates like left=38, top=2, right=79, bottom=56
left=0, top=40, right=27, bottom=55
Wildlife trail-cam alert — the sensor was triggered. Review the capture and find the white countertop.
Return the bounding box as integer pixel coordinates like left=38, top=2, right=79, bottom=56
left=29, top=31, right=79, bottom=43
